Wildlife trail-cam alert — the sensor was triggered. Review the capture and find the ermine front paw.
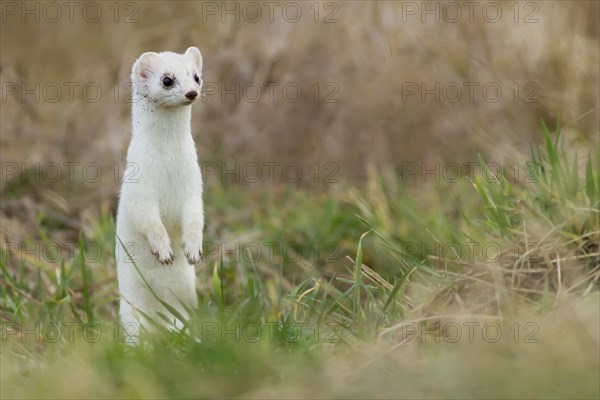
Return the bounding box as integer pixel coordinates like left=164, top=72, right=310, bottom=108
left=147, top=230, right=174, bottom=265
left=151, top=247, right=174, bottom=265
left=182, top=237, right=203, bottom=265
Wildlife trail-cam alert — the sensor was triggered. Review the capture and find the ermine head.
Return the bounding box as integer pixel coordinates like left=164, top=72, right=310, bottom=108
left=131, top=47, right=203, bottom=108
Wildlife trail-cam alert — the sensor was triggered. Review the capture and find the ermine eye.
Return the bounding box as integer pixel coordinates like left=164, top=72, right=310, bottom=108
left=162, top=76, right=174, bottom=87
left=194, top=73, right=200, bottom=84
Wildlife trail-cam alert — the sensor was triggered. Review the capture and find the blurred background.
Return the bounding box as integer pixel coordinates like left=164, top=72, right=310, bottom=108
left=1, top=3, right=599, bottom=398
left=1, top=0, right=599, bottom=245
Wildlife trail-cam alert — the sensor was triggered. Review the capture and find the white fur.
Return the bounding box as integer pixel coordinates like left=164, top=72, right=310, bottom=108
left=116, top=47, right=204, bottom=336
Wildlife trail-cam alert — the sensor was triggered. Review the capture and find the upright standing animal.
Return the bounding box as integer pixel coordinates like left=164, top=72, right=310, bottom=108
left=116, top=47, right=204, bottom=336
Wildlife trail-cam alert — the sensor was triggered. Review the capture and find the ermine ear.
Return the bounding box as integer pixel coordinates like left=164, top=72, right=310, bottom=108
left=185, top=46, right=203, bottom=72
left=133, top=52, right=161, bottom=79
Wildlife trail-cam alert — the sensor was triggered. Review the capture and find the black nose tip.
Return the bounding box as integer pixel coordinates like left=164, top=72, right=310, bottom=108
left=185, top=91, right=198, bottom=100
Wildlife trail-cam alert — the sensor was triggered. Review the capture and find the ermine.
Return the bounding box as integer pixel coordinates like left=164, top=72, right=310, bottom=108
left=116, top=47, right=204, bottom=335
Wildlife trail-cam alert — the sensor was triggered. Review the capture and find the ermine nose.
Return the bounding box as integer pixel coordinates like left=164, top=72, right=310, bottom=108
left=185, top=91, right=198, bottom=100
